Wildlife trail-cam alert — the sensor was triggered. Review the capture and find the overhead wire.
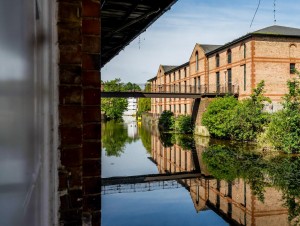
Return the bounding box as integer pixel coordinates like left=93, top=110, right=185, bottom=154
left=250, top=0, right=261, bottom=28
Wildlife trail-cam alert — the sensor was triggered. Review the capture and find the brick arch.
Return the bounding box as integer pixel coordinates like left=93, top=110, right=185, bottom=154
left=239, top=43, right=246, bottom=59
left=289, top=43, right=297, bottom=58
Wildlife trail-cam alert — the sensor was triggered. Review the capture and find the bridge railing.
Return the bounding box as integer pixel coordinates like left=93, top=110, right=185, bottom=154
left=101, top=83, right=239, bottom=95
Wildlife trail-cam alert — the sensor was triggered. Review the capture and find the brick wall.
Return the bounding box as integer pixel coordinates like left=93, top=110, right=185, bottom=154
left=57, top=0, right=101, bottom=225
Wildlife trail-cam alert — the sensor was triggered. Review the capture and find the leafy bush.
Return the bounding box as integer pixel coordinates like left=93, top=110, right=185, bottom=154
left=202, top=81, right=270, bottom=141
left=202, top=96, right=238, bottom=139
left=229, top=81, right=270, bottom=141
left=174, top=115, right=194, bottom=134
left=266, top=75, right=300, bottom=153
left=158, top=110, right=174, bottom=130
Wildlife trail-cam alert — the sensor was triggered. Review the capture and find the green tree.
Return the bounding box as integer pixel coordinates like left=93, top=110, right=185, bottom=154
left=230, top=81, right=270, bottom=141
left=158, top=110, right=174, bottom=131
left=139, top=124, right=151, bottom=153
left=202, top=96, right=238, bottom=139
left=174, top=115, right=194, bottom=134
left=266, top=73, right=300, bottom=153
left=202, top=144, right=267, bottom=201
left=101, top=120, right=128, bottom=157
left=123, top=82, right=141, bottom=91
left=137, top=83, right=151, bottom=116
left=101, top=78, right=128, bottom=120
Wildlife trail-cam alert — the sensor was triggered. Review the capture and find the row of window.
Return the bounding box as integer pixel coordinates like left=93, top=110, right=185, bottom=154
left=157, top=104, right=188, bottom=114
left=195, top=44, right=246, bottom=71
left=168, top=67, right=187, bottom=82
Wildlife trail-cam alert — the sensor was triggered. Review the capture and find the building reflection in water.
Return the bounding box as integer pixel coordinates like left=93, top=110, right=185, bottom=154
left=151, top=132, right=289, bottom=226
left=123, top=116, right=138, bottom=139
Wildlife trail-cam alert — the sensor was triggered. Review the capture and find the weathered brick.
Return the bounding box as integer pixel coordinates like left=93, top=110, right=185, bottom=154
left=82, top=71, right=100, bottom=87
left=61, top=148, right=83, bottom=167
left=83, top=160, right=100, bottom=177
left=58, top=22, right=81, bottom=44
left=59, top=106, right=82, bottom=125
left=92, top=211, right=101, bottom=226
left=83, top=194, right=101, bottom=211
left=83, top=141, right=101, bottom=159
left=68, top=167, right=83, bottom=188
left=60, top=126, right=82, bottom=146
left=83, top=123, right=101, bottom=140
left=60, top=209, right=82, bottom=224
left=83, top=106, right=100, bottom=123
left=59, top=170, right=69, bottom=191
left=82, top=19, right=100, bottom=35
left=59, top=44, right=82, bottom=65
left=82, top=35, right=100, bottom=53
left=83, top=88, right=100, bottom=105
left=58, top=2, right=81, bottom=22
left=60, top=65, right=82, bottom=85
left=83, top=177, right=101, bottom=195
left=83, top=0, right=100, bottom=17
left=59, top=86, right=82, bottom=105
left=82, top=53, right=100, bottom=70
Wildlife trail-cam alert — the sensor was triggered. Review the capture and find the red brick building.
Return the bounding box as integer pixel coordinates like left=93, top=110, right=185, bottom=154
left=149, top=25, right=300, bottom=115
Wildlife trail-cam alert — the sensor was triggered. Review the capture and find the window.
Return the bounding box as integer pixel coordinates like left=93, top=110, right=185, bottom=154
left=184, top=67, right=187, bottom=77
left=216, top=53, right=220, bottom=67
left=196, top=51, right=199, bottom=71
left=179, top=70, right=181, bottom=80
left=216, top=72, right=220, bottom=93
left=184, top=81, right=187, bottom=93
left=184, top=104, right=187, bottom=114
left=174, top=104, right=176, bottom=113
left=169, top=105, right=171, bottom=111
left=243, top=44, right=246, bottom=59
left=173, top=72, right=176, bottom=81
left=243, top=64, right=246, bottom=91
left=227, top=69, right=232, bottom=93
left=194, top=77, right=196, bottom=92
left=290, top=63, right=296, bottom=74
left=197, top=76, right=201, bottom=93
left=227, top=49, right=232, bottom=64
left=179, top=104, right=181, bottom=114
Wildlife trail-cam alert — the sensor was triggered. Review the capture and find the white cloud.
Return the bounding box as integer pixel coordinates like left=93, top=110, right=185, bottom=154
left=101, top=0, right=299, bottom=84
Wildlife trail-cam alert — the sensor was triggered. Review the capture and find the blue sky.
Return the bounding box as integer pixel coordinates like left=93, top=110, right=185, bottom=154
left=101, top=0, right=300, bottom=84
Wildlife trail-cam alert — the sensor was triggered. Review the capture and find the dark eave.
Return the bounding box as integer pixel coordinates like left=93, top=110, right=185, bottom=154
left=166, top=61, right=189, bottom=74
left=147, top=76, right=157, bottom=82
left=101, top=0, right=178, bottom=67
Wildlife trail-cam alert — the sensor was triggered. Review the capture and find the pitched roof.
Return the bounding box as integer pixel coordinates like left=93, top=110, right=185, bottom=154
left=207, top=25, right=300, bottom=55
left=198, top=44, right=222, bottom=53
left=162, top=65, right=178, bottom=73
left=253, top=25, right=300, bottom=36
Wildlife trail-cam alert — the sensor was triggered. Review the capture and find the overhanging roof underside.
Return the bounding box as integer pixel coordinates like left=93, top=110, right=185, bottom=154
left=101, top=0, right=177, bottom=67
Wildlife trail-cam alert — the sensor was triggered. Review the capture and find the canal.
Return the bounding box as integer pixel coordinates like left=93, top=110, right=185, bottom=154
left=101, top=116, right=300, bottom=226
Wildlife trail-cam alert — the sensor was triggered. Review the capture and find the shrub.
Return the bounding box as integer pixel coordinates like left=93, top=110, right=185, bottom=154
left=174, top=115, right=194, bottom=134
left=202, top=96, right=238, bottom=139
left=158, top=110, right=174, bottom=130
left=265, top=74, right=300, bottom=153
left=230, top=99, right=270, bottom=141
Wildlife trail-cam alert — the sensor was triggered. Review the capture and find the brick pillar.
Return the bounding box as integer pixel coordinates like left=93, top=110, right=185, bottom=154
left=82, top=0, right=101, bottom=225
left=57, top=0, right=101, bottom=225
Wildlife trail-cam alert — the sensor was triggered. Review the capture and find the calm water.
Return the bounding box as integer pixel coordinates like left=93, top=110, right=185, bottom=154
left=101, top=116, right=300, bottom=226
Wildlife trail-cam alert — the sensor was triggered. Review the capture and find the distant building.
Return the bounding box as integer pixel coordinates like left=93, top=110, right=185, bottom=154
left=148, top=25, right=300, bottom=116
left=124, top=97, right=138, bottom=116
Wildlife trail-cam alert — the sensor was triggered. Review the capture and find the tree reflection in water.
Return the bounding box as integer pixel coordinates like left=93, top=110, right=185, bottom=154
left=101, top=120, right=138, bottom=157
left=202, top=144, right=300, bottom=225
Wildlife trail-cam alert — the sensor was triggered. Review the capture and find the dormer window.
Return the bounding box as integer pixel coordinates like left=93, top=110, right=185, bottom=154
left=227, top=49, right=232, bottom=64
left=216, top=53, right=220, bottom=67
